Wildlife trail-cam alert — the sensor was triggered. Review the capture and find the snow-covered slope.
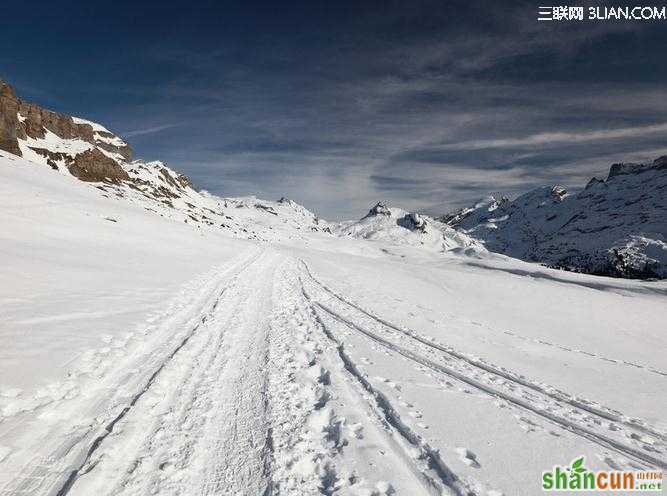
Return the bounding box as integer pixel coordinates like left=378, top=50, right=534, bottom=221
left=100, top=159, right=331, bottom=243
left=441, top=158, right=667, bottom=278
left=336, top=201, right=485, bottom=256
left=2, top=150, right=666, bottom=496
left=2, top=81, right=666, bottom=496
left=0, top=80, right=331, bottom=244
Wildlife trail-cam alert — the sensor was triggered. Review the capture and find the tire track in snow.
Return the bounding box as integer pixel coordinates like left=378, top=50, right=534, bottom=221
left=301, top=261, right=666, bottom=442
left=299, top=261, right=667, bottom=471
left=299, top=278, right=477, bottom=496
left=58, top=250, right=266, bottom=496
left=3, top=249, right=264, bottom=496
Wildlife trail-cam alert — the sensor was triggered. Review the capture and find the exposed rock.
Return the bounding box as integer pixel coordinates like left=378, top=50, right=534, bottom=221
left=0, top=81, right=21, bottom=156
left=442, top=157, right=667, bottom=279
left=397, top=212, right=428, bottom=232
left=363, top=201, right=392, bottom=218
left=29, top=148, right=70, bottom=170
left=176, top=173, right=193, bottom=189
left=607, top=159, right=665, bottom=179
left=0, top=79, right=133, bottom=177
left=157, top=167, right=193, bottom=191
left=550, top=185, right=567, bottom=201
left=438, top=195, right=509, bottom=227
left=68, top=148, right=129, bottom=183
left=254, top=203, right=278, bottom=215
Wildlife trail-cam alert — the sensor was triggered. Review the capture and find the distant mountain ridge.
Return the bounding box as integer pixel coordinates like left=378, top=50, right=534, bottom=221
left=439, top=158, right=667, bottom=279
left=1, top=79, right=664, bottom=278
left=336, top=201, right=485, bottom=255
left=0, top=80, right=330, bottom=243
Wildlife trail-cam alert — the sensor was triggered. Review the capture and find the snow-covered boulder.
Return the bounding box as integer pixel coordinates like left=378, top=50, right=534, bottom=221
left=397, top=212, right=427, bottom=232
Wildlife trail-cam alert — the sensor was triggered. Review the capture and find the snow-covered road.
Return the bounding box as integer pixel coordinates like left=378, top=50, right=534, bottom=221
left=2, top=247, right=665, bottom=496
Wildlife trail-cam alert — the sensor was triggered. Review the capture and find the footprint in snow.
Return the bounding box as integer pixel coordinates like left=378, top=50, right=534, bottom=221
left=374, top=481, right=395, bottom=495
left=349, top=423, right=364, bottom=439
left=456, top=447, right=480, bottom=468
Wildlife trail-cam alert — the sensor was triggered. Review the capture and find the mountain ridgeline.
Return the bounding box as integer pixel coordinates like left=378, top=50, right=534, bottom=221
left=0, top=79, right=664, bottom=279
left=0, top=79, right=331, bottom=243
left=438, top=159, right=667, bottom=279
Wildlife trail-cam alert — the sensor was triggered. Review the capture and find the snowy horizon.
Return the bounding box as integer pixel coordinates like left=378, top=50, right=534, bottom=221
left=3, top=1, right=667, bottom=219
left=1, top=3, right=665, bottom=495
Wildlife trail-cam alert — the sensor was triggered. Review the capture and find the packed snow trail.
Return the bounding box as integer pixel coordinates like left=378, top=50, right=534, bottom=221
left=68, top=253, right=477, bottom=495
left=67, top=248, right=280, bottom=496
left=299, top=261, right=667, bottom=472
left=2, top=248, right=665, bottom=495
left=4, top=250, right=479, bottom=495
left=1, top=249, right=264, bottom=495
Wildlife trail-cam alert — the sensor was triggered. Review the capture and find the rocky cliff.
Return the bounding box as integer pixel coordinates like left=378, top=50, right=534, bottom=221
left=0, top=80, right=331, bottom=243
left=440, top=158, right=667, bottom=279
left=0, top=80, right=131, bottom=182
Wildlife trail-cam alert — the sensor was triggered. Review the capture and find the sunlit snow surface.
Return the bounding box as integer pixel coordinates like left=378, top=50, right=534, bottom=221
left=0, top=151, right=666, bottom=496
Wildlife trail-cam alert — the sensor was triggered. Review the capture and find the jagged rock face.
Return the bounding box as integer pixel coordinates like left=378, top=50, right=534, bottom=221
left=443, top=158, right=667, bottom=279
left=439, top=195, right=509, bottom=227
left=363, top=201, right=392, bottom=218
left=69, top=148, right=130, bottom=183
left=0, top=80, right=132, bottom=181
left=397, top=212, right=427, bottom=232
left=0, top=81, right=334, bottom=244
left=0, top=82, right=21, bottom=156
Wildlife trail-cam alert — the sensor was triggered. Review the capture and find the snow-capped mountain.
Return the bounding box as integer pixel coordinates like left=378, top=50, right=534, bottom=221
left=0, top=80, right=330, bottom=243
left=440, top=159, right=667, bottom=278
left=2, top=80, right=667, bottom=496
left=2, top=78, right=664, bottom=278
left=336, top=201, right=485, bottom=255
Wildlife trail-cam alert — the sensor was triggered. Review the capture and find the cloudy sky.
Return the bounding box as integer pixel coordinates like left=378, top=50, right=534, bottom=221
left=2, top=0, right=666, bottom=218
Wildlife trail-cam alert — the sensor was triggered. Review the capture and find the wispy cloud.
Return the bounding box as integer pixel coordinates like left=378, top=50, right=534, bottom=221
left=433, top=123, right=667, bottom=151
left=14, top=1, right=663, bottom=219
left=123, top=123, right=183, bottom=138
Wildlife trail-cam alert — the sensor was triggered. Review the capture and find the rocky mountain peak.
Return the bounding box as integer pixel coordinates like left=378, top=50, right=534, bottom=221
left=397, top=212, right=428, bottom=232
left=363, top=201, right=392, bottom=219
left=607, top=157, right=666, bottom=179
left=0, top=79, right=132, bottom=182
left=440, top=157, right=666, bottom=279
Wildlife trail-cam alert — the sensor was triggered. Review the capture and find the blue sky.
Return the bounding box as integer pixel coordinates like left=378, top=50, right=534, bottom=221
left=2, top=0, right=667, bottom=218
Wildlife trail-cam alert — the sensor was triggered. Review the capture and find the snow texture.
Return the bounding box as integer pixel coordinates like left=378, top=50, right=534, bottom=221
left=1, top=148, right=666, bottom=496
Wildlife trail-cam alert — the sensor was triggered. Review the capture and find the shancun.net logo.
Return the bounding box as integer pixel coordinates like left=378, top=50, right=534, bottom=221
left=542, top=456, right=663, bottom=492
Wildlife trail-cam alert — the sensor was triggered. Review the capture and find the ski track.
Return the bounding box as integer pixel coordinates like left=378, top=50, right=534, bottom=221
left=497, top=329, right=667, bottom=377
left=67, top=249, right=284, bottom=496
left=299, top=288, right=476, bottom=496
left=298, top=261, right=667, bottom=471
left=268, top=260, right=425, bottom=495
left=0, top=248, right=265, bottom=496
left=2, top=250, right=664, bottom=496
